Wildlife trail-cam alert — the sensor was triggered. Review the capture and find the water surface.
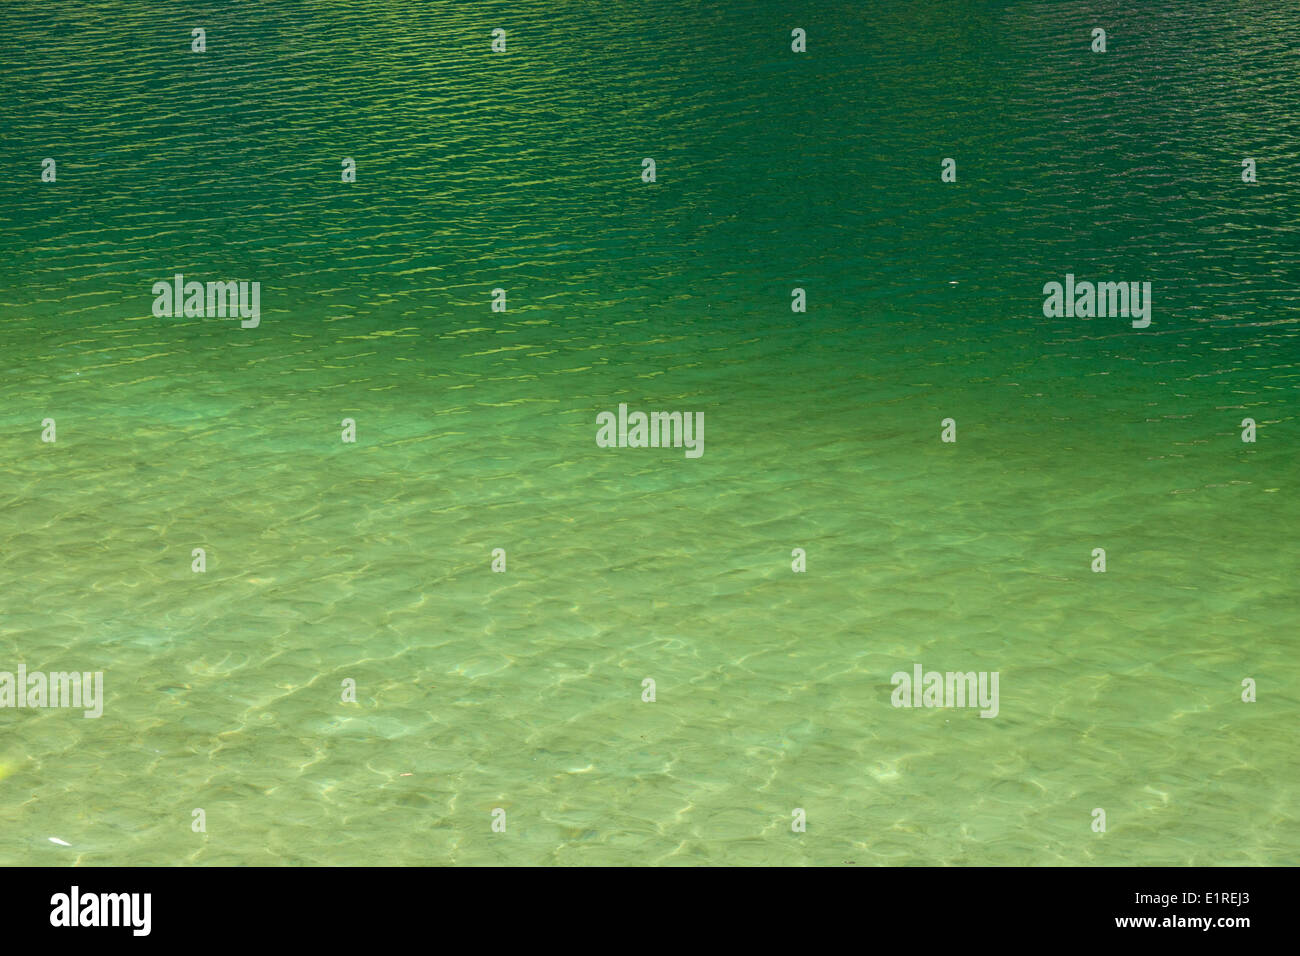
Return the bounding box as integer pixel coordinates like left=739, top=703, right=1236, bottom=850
left=0, top=0, right=1296, bottom=865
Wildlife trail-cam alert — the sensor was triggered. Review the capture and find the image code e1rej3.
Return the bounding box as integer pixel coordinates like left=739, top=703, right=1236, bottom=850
left=1, top=1, right=1297, bottom=867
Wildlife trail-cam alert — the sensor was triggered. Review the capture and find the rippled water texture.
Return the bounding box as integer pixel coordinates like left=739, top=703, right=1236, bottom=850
left=0, top=1, right=1297, bottom=865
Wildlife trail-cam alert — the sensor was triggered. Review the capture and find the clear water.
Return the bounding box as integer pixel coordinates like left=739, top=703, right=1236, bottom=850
left=0, top=1, right=1297, bottom=865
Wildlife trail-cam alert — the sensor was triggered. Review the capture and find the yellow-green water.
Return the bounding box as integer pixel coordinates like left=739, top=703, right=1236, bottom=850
left=0, top=1, right=1297, bottom=865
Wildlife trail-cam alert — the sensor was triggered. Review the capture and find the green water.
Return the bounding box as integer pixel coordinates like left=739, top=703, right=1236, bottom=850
left=1, top=1, right=1297, bottom=865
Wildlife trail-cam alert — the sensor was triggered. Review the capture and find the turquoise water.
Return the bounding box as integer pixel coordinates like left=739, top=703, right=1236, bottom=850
left=0, top=1, right=1297, bottom=865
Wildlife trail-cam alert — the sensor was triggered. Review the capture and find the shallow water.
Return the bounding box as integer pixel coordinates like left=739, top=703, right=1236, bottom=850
left=0, top=1, right=1297, bottom=865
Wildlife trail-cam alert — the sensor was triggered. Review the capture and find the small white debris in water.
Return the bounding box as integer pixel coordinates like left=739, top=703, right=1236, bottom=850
left=49, top=837, right=71, bottom=846
left=949, top=281, right=958, bottom=285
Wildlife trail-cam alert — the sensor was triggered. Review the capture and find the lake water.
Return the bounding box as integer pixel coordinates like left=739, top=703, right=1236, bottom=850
left=0, top=0, right=1296, bottom=865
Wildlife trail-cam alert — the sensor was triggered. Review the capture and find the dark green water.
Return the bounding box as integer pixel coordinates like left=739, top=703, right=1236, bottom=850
left=0, top=1, right=1296, bottom=865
